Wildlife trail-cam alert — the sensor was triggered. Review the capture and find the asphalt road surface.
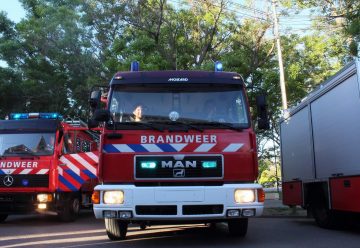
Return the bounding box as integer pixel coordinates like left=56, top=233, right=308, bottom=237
left=1, top=210, right=360, bottom=248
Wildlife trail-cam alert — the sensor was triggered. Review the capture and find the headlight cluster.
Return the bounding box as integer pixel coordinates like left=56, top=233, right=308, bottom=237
left=234, top=189, right=255, bottom=203
left=103, top=190, right=124, bottom=204
left=37, top=193, right=53, bottom=203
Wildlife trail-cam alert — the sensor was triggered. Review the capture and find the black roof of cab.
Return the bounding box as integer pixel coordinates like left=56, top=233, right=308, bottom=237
left=0, top=119, right=60, bottom=133
left=110, top=71, right=244, bottom=86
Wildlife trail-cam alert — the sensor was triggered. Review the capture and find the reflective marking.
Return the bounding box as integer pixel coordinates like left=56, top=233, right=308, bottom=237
left=86, top=152, right=99, bottom=163
left=36, top=169, right=49, bottom=175
left=59, top=157, right=80, bottom=175
left=223, top=143, right=244, bottom=152
left=141, top=144, right=163, bottom=152
left=194, top=143, right=216, bottom=152
left=19, top=169, right=32, bottom=174
left=113, top=144, right=134, bottom=152
left=58, top=166, right=63, bottom=176
left=70, top=154, right=97, bottom=175
left=1, top=169, right=16, bottom=174
left=169, top=143, right=187, bottom=152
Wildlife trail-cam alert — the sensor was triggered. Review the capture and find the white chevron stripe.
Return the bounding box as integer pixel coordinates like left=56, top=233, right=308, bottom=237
left=70, top=154, right=97, bottom=175
left=223, top=143, right=244, bottom=152
left=194, top=143, right=216, bottom=152
left=169, top=143, right=187, bottom=151
left=85, top=152, right=99, bottom=163
left=58, top=166, right=63, bottom=176
left=1, top=169, right=16, bottom=174
left=19, top=169, right=32, bottom=174
left=59, top=156, right=80, bottom=175
left=113, top=144, right=134, bottom=152
left=141, top=144, right=163, bottom=152
left=37, top=169, right=49, bottom=175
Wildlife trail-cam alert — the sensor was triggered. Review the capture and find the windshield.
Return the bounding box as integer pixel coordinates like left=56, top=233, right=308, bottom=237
left=0, top=133, right=56, bottom=156
left=109, top=84, right=249, bottom=129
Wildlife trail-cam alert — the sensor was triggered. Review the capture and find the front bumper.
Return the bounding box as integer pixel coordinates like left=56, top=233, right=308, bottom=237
left=0, top=193, right=56, bottom=215
left=93, top=184, right=264, bottom=221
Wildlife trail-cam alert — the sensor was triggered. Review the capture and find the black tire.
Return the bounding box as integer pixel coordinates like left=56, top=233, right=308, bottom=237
left=206, top=223, right=217, bottom=229
left=105, top=219, right=128, bottom=240
left=140, top=223, right=147, bottom=230
left=311, top=202, right=339, bottom=229
left=0, top=214, right=8, bottom=223
left=58, top=197, right=80, bottom=222
left=228, top=218, right=248, bottom=237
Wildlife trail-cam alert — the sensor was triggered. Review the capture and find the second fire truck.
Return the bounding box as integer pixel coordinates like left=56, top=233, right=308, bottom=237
left=0, top=113, right=99, bottom=222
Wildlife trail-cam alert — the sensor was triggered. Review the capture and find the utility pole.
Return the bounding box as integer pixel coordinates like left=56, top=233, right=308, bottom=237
left=271, top=0, right=288, bottom=113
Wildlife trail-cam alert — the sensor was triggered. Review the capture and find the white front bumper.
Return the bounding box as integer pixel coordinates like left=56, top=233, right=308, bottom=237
left=93, top=184, right=264, bottom=221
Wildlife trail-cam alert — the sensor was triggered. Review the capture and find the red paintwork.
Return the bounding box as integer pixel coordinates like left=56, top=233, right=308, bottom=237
left=282, top=181, right=303, bottom=206
left=1, top=122, right=99, bottom=194
left=330, top=176, right=360, bottom=212
left=100, top=129, right=257, bottom=183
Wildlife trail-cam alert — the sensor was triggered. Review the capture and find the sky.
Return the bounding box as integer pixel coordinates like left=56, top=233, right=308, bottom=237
left=0, top=0, right=25, bottom=23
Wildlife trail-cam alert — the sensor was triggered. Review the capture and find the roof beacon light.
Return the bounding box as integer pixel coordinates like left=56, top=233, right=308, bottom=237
left=9, top=112, right=62, bottom=120
left=215, top=61, right=223, bottom=72
left=131, top=61, right=139, bottom=72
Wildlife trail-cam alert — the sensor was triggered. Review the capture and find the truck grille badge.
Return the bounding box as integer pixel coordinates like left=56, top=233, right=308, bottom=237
left=3, top=175, right=14, bottom=187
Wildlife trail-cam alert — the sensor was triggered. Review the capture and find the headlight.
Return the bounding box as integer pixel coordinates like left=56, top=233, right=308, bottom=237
left=37, top=193, right=53, bottom=203
left=234, top=189, right=255, bottom=203
left=103, top=191, right=124, bottom=204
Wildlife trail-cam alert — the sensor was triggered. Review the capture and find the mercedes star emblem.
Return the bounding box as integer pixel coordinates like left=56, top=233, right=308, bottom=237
left=3, top=174, right=14, bottom=187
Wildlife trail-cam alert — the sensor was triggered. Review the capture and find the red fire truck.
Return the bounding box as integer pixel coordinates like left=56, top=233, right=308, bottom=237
left=0, top=113, right=99, bottom=222
left=90, top=62, right=268, bottom=240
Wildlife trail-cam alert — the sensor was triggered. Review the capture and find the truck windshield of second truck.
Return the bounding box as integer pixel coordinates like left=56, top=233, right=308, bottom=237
left=0, top=133, right=56, bottom=156
left=109, top=84, right=250, bottom=130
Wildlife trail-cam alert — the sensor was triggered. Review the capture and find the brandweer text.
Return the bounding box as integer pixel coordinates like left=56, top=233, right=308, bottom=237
left=141, top=135, right=217, bottom=143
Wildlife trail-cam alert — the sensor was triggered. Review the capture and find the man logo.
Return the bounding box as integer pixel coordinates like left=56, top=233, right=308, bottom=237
left=173, top=169, right=185, bottom=178
left=3, top=174, right=14, bottom=187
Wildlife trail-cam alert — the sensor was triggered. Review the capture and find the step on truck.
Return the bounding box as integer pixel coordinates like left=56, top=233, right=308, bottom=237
left=90, top=62, right=269, bottom=240
left=0, top=113, right=99, bottom=222
left=280, top=59, right=360, bottom=228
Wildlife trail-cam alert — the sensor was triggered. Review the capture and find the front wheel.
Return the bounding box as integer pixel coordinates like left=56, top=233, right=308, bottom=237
left=105, top=219, right=128, bottom=240
left=0, top=214, right=8, bottom=223
left=58, top=197, right=80, bottom=222
left=228, top=218, right=248, bottom=237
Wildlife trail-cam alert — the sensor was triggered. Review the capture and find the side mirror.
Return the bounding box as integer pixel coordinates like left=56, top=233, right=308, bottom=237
left=256, top=95, right=270, bottom=130
left=89, top=90, right=101, bottom=112
left=94, top=109, right=110, bottom=122
left=87, top=119, right=99, bottom=128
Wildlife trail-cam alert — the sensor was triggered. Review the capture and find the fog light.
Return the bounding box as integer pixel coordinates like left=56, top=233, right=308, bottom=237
left=118, top=211, right=132, bottom=219
left=37, top=194, right=53, bottom=203
left=38, top=203, right=47, bottom=209
left=227, top=209, right=240, bottom=217
left=104, top=210, right=117, bottom=218
left=242, top=209, right=255, bottom=217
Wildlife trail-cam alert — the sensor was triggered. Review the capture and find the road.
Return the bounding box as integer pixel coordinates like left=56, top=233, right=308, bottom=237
left=1, top=210, right=360, bottom=248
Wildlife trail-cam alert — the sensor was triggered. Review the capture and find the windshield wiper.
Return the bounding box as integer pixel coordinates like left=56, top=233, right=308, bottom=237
left=198, top=122, right=243, bottom=132
left=111, top=122, right=164, bottom=132
left=3, top=150, right=37, bottom=156
left=148, top=121, right=204, bottom=132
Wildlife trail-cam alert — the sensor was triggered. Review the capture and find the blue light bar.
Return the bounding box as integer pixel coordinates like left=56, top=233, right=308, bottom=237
left=131, top=61, right=139, bottom=71
left=10, top=113, right=29, bottom=119
left=214, top=61, right=223, bottom=72
left=9, top=112, right=62, bottom=120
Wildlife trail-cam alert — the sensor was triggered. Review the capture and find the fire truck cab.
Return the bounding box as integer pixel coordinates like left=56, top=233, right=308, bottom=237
left=91, top=62, right=268, bottom=240
left=0, top=113, right=99, bottom=222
